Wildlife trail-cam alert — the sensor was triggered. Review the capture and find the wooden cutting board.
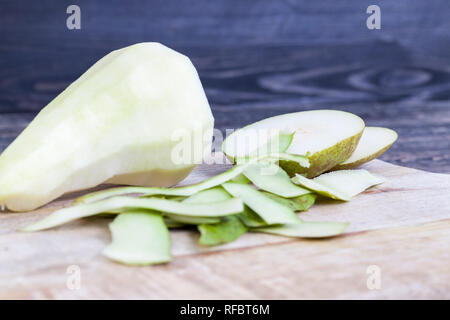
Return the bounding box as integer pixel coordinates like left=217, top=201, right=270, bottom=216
left=0, top=159, right=449, bottom=299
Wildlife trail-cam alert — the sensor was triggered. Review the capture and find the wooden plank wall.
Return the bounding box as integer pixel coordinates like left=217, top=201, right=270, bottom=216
left=0, top=0, right=449, bottom=172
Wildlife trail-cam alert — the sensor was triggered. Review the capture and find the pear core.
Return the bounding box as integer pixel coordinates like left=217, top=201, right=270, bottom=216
left=0, top=43, right=214, bottom=211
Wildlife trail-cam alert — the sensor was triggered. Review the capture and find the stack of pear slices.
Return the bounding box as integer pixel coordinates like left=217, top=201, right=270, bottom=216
left=21, top=110, right=397, bottom=266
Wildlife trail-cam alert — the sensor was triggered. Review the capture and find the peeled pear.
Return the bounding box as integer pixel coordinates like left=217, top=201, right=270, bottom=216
left=0, top=43, right=214, bottom=211
left=332, top=127, right=398, bottom=170
left=222, top=110, right=365, bottom=178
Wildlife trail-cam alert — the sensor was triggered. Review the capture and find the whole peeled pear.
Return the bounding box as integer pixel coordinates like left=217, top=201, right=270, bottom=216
left=0, top=43, right=214, bottom=211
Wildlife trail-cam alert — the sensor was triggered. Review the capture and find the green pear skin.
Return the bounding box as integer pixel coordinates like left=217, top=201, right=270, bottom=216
left=332, top=127, right=398, bottom=170
left=281, top=131, right=363, bottom=178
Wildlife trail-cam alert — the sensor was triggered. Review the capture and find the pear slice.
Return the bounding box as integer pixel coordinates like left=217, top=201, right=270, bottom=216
left=291, top=169, right=385, bottom=201
left=222, top=110, right=365, bottom=178
left=0, top=43, right=214, bottom=211
left=333, top=127, right=398, bottom=170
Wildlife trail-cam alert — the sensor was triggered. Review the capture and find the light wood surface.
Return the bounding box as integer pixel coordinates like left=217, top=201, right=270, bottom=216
left=0, top=159, right=449, bottom=299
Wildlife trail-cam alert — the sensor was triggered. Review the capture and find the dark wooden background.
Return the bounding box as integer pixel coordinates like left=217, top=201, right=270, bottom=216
left=0, top=0, right=449, bottom=172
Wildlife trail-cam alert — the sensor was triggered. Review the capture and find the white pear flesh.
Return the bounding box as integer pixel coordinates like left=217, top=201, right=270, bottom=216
left=291, top=169, right=386, bottom=201
left=222, top=110, right=365, bottom=178
left=0, top=43, right=214, bottom=211
left=333, top=127, right=398, bottom=170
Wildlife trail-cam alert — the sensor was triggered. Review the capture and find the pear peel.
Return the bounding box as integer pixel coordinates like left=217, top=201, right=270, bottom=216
left=198, top=216, right=247, bottom=246
left=182, top=187, right=231, bottom=203
left=3, top=44, right=388, bottom=265
left=292, top=169, right=386, bottom=201
left=102, top=210, right=171, bottom=266
left=243, top=162, right=310, bottom=198
left=0, top=43, right=214, bottom=212
left=75, top=152, right=309, bottom=204
left=167, top=187, right=230, bottom=225
left=261, top=192, right=316, bottom=212
left=222, top=182, right=301, bottom=225
left=164, top=214, right=221, bottom=225
left=188, top=187, right=247, bottom=246
left=75, top=164, right=248, bottom=204
left=234, top=131, right=294, bottom=163
left=333, top=127, right=398, bottom=170
left=20, top=196, right=244, bottom=232
left=253, top=221, right=349, bottom=238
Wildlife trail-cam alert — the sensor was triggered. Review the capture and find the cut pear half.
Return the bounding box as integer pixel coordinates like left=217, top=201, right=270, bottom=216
left=333, top=127, right=398, bottom=170
left=223, top=110, right=365, bottom=178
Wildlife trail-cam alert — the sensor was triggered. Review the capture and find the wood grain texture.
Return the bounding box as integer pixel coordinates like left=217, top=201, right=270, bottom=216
left=1, top=42, right=449, bottom=172
left=1, top=1, right=449, bottom=52
left=1, top=4, right=449, bottom=172
left=0, top=159, right=449, bottom=299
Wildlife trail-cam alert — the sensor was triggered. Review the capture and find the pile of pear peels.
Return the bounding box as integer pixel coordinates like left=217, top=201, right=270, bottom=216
left=21, top=133, right=387, bottom=266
